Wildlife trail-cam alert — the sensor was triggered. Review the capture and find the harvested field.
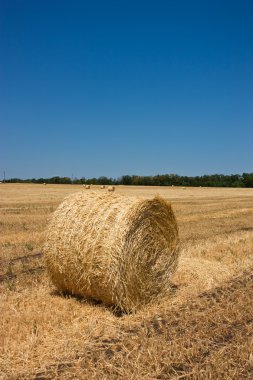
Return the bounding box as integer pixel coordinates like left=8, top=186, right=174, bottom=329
left=1, top=183, right=253, bottom=379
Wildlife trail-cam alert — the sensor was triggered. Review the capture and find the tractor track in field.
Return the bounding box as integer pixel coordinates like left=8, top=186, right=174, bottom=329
left=29, top=269, right=253, bottom=380
left=0, top=252, right=44, bottom=283
left=0, top=266, right=45, bottom=283
left=8, top=252, right=43, bottom=262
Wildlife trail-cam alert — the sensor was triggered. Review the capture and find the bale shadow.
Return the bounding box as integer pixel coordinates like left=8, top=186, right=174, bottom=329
left=50, top=289, right=126, bottom=317
left=50, top=281, right=179, bottom=318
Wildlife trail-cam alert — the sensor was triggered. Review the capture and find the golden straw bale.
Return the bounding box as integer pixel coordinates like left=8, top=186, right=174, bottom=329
left=85, top=185, right=90, bottom=189
left=44, top=191, right=180, bottom=312
left=100, top=185, right=105, bottom=189
left=108, top=185, right=115, bottom=192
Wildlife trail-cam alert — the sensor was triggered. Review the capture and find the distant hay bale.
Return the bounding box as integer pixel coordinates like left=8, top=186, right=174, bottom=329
left=44, top=191, right=180, bottom=312
left=43, top=183, right=47, bottom=186
left=108, top=185, right=115, bottom=192
left=100, top=185, right=105, bottom=189
left=85, top=185, right=90, bottom=189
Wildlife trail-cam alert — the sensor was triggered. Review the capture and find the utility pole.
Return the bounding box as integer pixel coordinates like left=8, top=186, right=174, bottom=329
left=3, top=170, right=5, bottom=183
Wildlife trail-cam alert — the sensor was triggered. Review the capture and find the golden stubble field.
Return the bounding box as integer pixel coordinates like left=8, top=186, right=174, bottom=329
left=1, top=183, right=253, bottom=379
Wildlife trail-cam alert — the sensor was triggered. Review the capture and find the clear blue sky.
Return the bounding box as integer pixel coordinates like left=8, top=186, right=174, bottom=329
left=1, top=0, right=252, bottom=179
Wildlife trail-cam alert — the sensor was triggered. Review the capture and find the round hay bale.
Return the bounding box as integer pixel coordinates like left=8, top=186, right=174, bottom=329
left=85, top=185, right=90, bottom=189
left=108, top=185, right=115, bottom=192
left=44, top=191, right=180, bottom=312
left=100, top=185, right=105, bottom=189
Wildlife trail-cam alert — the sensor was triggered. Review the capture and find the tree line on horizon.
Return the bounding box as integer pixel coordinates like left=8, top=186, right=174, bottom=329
left=3, top=173, right=253, bottom=187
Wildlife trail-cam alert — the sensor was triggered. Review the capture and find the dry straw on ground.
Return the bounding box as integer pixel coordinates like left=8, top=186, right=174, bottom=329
left=44, top=191, right=180, bottom=312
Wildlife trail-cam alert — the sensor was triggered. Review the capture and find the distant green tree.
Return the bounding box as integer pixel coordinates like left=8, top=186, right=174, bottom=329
left=121, top=175, right=133, bottom=185
left=97, top=176, right=110, bottom=185
left=242, top=173, right=253, bottom=188
left=5, top=172, right=253, bottom=188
